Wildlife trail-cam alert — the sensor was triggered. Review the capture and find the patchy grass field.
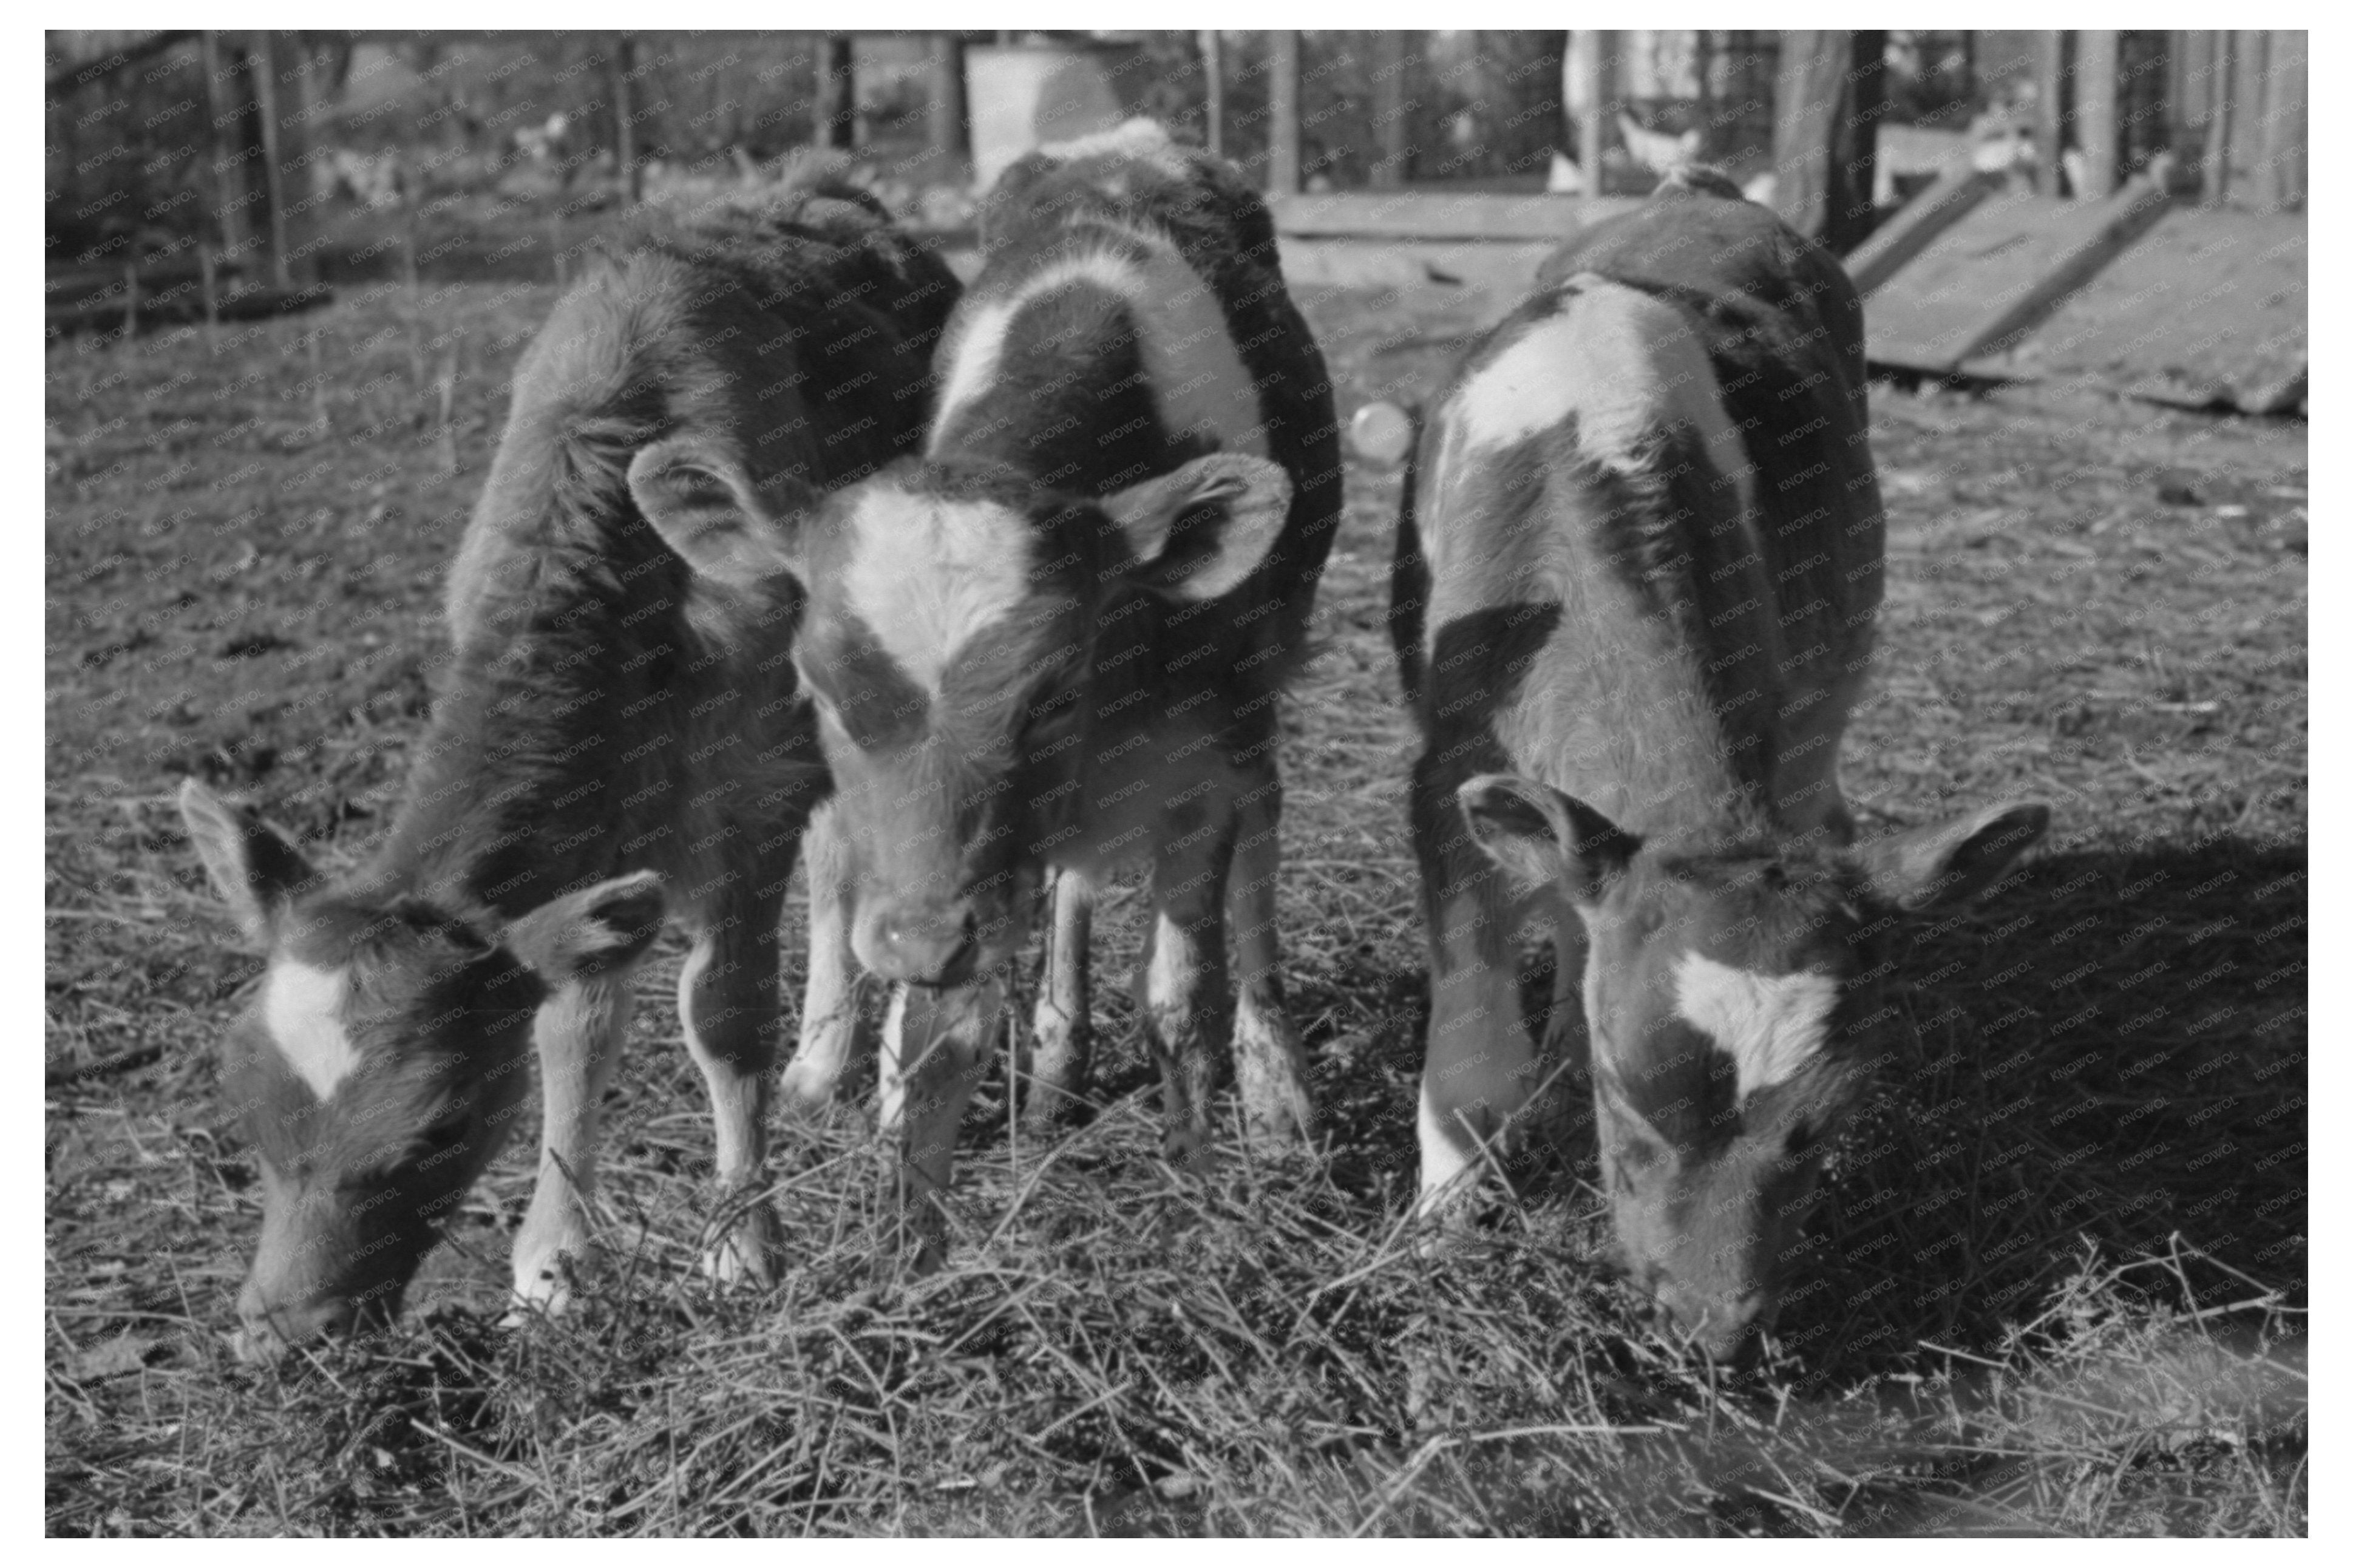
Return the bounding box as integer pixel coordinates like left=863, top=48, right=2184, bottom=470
left=46, top=268, right=2305, bottom=1536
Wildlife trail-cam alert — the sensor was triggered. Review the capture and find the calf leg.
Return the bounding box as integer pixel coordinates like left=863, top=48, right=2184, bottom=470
left=1022, top=869, right=1094, bottom=1129
left=512, top=976, right=636, bottom=1312
left=1140, top=804, right=1237, bottom=1162
left=677, top=881, right=790, bottom=1289
left=1410, top=753, right=1538, bottom=1221
left=878, top=979, right=1001, bottom=1268
left=1227, top=775, right=1314, bottom=1147
left=781, top=804, right=874, bottom=1117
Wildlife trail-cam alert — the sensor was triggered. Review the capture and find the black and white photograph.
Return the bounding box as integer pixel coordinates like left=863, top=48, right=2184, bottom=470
left=42, top=24, right=2309, bottom=1536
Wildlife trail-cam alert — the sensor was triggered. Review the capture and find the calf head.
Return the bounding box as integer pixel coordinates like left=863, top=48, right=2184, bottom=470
left=178, top=781, right=663, bottom=1358
left=632, top=438, right=1291, bottom=986
left=1458, top=773, right=2048, bottom=1360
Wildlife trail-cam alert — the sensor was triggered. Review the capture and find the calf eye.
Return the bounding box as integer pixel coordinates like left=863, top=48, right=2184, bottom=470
left=1784, top=1123, right=1819, bottom=1157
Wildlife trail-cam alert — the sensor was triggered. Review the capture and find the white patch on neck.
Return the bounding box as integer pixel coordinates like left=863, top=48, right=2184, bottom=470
left=1671, top=951, right=1839, bottom=1101
left=263, top=959, right=362, bottom=1101
left=1445, top=276, right=1753, bottom=522
left=931, top=236, right=1267, bottom=461
left=842, top=493, right=1034, bottom=690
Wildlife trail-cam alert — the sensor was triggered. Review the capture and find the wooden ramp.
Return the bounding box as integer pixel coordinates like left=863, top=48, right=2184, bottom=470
left=1960, top=208, right=2306, bottom=415
left=1271, top=192, right=1643, bottom=299
left=1860, top=175, right=2175, bottom=376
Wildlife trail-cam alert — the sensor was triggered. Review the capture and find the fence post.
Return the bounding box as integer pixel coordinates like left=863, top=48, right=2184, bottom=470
left=609, top=34, right=640, bottom=206
left=1199, top=31, right=1224, bottom=158
left=1372, top=30, right=1406, bottom=188
left=1571, top=30, right=1607, bottom=192
left=1772, top=30, right=1882, bottom=253
left=820, top=36, right=855, bottom=149
left=246, top=30, right=291, bottom=288
left=2255, top=30, right=2305, bottom=211
left=2202, top=32, right=2233, bottom=208
left=2075, top=30, right=2120, bottom=197
left=1268, top=32, right=1300, bottom=195
left=2034, top=31, right=2068, bottom=196
left=927, top=35, right=966, bottom=161
left=198, top=32, right=251, bottom=265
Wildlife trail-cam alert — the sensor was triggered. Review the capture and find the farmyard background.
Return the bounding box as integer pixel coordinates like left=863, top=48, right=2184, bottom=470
left=44, top=28, right=2306, bottom=1536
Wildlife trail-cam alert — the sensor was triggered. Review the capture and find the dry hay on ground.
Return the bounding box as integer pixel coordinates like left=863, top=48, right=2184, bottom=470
left=46, top=276, right=2304, bottom=1536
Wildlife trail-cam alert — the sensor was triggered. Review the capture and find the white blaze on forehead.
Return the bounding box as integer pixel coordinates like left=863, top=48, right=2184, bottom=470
left=263, top=959, right=364, bottom=1101
left=931, top=234, right=1268, bottom=460
left=842, top=492, right=1034, bottom=690
left=1445, top=274, right=1752, bottom=511
left=1671, top=951, right=1839, bottom=1102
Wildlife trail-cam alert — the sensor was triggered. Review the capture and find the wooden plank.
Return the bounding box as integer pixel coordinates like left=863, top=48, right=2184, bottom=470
left=1965, top=208, right=2304, bottom=413
left=2075, top=31, right=2120, bottom=197
left=1268, top=32, right=1300, bottom=195
left=1844, top=163, right=2001, bottom=295
left=1864, top=175, right=2171, bottom=373
left=1269, top=191, right=1643, bottom=242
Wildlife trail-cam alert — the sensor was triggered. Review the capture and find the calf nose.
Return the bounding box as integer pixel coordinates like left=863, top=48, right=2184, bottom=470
left=1647, top=1283, right=1768, bottom=1365
left=865, top=901, right=981, bottom=987
left=234, top=1291, right=355, bottom=1362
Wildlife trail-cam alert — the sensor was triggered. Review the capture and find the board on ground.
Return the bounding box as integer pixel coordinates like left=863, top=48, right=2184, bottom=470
left=1961, top=207, right=2306, bottom=415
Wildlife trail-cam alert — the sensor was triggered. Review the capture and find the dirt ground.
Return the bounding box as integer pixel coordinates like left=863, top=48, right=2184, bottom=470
left=45, top=270, right=2305, bottom=1535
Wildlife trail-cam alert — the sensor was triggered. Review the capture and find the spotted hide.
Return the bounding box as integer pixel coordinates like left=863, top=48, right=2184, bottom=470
left=1393, top=172, right=2050, bottom=1361
left=178, top=188, right=959, bottom=1357
left=644, top=121, right=1342, bottom=1251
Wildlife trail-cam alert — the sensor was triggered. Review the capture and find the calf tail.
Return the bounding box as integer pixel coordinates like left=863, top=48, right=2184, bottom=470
left=1385, top=405, right=1431, bottom=710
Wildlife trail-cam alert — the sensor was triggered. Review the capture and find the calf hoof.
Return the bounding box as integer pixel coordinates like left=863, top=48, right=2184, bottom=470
left=777, top=1061, right=844, bottom=1121
left=1017, top=1081, right=1090, bottom=1133
left=701, top=1203, right=783, bottom=1289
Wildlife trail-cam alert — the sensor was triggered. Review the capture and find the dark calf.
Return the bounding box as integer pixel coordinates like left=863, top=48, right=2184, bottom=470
left=180, top=189, right=957, bottom=1354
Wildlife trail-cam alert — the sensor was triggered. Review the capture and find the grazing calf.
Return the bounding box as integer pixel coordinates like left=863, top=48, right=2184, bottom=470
left=178, top=191, right=957, bottom=1356
left=1387, top=174, right=2048, bottom=1360
left=647, top=122, right=1341, bottom=1239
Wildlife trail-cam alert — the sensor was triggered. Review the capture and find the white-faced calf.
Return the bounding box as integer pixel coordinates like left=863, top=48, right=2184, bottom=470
left=647, top=123, right=1342, bottom=1241
left=1387, top=172, right=2049, bottom=1360
left=180, top=191, right=958, bottom=1356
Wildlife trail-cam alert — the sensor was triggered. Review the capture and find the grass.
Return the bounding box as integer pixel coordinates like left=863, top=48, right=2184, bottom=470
left=45, top=263, right=2305, bottom=1536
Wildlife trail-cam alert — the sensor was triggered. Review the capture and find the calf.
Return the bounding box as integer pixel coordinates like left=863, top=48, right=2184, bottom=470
left=1387, top=172, right=2048, bottom=1360
left=178, top=189, right=957, bottom=1356
left=644, top=122, right=1341, bottom=1241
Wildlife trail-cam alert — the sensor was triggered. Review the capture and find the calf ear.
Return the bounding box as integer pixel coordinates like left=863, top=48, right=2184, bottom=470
left=1850, top=802, right=2050, bottom=911
left=1457, top=773, right=1638, bottom=907
left=504, top=871, right=667, bottom=983
left=177, top=779, right=317, bottom=946
left=628, top=436, right=817, bottom=590
left=1101, top=452, right=1291, bottom=602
